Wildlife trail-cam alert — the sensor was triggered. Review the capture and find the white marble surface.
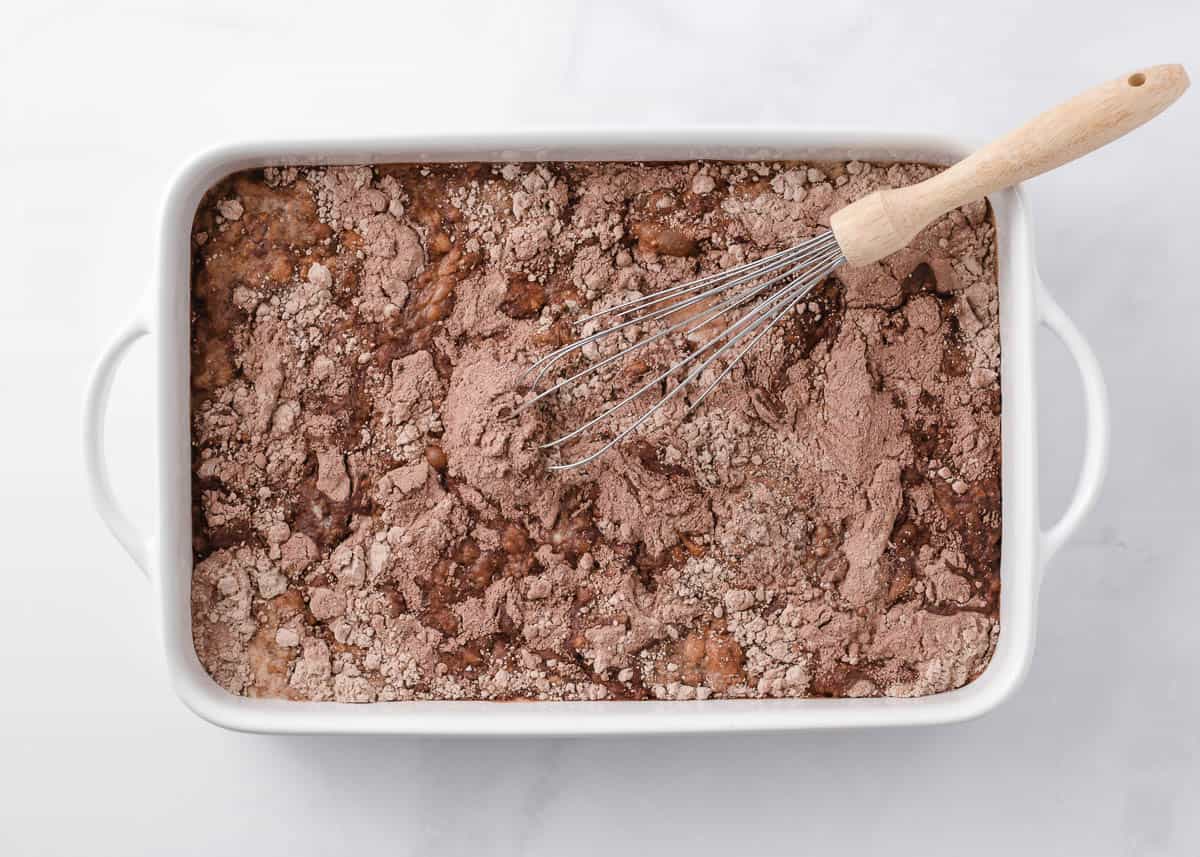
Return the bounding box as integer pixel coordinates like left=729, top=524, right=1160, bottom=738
left=2, top=1, right=1198, bottom=853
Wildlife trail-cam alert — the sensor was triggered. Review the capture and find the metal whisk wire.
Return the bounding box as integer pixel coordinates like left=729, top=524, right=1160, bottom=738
left=517, top=231, right=846, bottom=470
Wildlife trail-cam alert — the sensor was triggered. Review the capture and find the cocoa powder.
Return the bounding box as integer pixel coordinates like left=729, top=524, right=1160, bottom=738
left=190, top=158, right=1001, bottom=703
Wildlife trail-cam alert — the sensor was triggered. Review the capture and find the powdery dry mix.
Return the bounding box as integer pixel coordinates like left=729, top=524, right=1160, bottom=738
left=189, top=158, right=1001, bottom=703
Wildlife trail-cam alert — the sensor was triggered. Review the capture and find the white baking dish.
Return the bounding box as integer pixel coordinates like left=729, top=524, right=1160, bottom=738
left=84, top=131, right=1109, bottom=734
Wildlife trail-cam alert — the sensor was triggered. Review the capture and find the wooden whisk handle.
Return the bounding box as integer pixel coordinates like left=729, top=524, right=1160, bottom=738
left=831, top=64, right=1190, bottom=267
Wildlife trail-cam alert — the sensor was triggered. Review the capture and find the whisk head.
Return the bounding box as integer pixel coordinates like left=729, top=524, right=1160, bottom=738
left=515, top=230, right=847, bottom=470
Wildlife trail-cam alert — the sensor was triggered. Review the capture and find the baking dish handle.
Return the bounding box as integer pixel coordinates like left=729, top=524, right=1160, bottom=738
left=1037, top=282, right=1110, bottom=565
left=84, top=311, right=153, bottom=577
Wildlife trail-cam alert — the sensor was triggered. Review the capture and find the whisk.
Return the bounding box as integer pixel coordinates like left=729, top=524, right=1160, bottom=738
left=518, top=65, right=1188, bottom=470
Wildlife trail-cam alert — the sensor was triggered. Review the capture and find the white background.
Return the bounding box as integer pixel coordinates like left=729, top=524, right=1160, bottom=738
left=2, top=1, right=1198, bottom=854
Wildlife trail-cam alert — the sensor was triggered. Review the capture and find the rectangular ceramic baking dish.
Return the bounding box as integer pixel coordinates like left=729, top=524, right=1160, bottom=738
left=84, top=131, right=1109, bottom=734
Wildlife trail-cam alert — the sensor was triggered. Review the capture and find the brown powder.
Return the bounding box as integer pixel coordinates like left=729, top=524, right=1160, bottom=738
left=189, top=158, right=1000, bottom=703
